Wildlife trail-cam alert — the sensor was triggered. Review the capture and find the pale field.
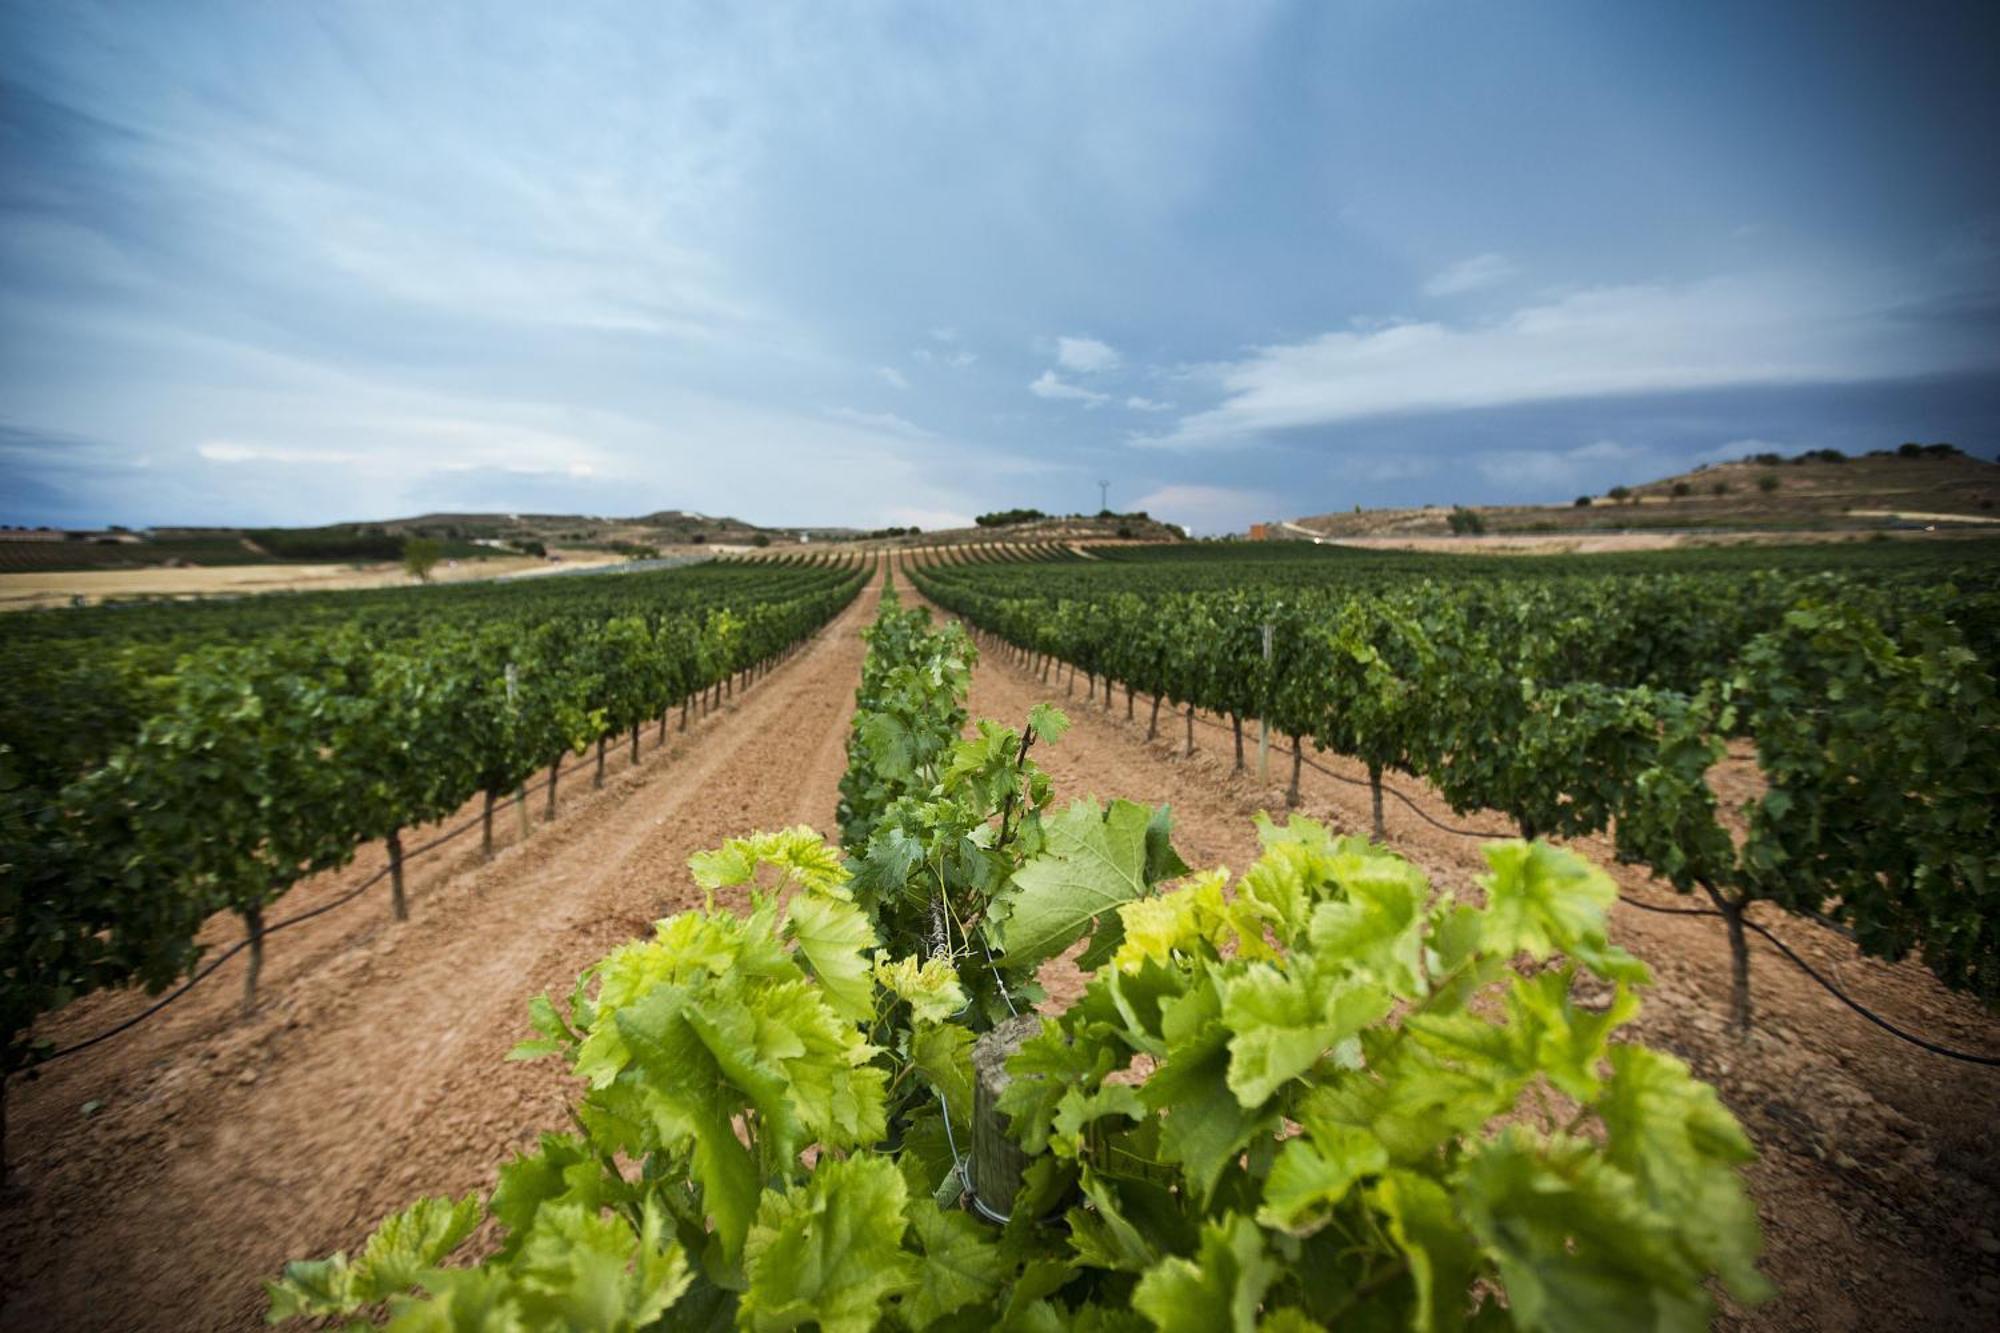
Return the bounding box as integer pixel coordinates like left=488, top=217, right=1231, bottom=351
left=0, top=549, right=627, bottom=612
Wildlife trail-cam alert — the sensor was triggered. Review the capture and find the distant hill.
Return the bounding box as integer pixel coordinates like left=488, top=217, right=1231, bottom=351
left=1281, top=444, right=2000, bottom=541
left=835, top=512, right=1188, bottom=550
left=4, top=505, right=912, bottom=574
left=5, top=500, right=1191, bottom=576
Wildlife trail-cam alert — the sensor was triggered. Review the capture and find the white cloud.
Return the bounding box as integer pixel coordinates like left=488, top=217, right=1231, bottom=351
left=1055, top=335, right=1121, bottom=373
left=198, top=440, right=364, bottom=465
left=913, top=346, right=977, bottom=368
left=929, top=327, right=960, bottom=343
left=1475, top=439, right=1658, bottom=495
left=1569, top=439, right=1646, bottom=462
left=1125, top=395, right=1175, bottom=412
left=882, top=504, right=975, bottom=531
left=878, top=366, right=911, bottom=390
left=821, top=406, right=934, bottom=439
left=1030, top=369, right=1109, bottom=406
left=1128, top=483, right=1275, bottom=535
left=1143, top=271, right=1997, bottom=450
left=146, top=349, right=1001, bottom=529
left=1423, top=253, right=1518, bottom=296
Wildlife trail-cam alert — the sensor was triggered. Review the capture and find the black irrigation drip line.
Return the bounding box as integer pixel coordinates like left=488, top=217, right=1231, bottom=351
left=37, top=775, right=554, bottom=1067
left=31, top=639, right=825, bottom=1070
left=1156, top=699, right=1528, bottom=839
left=1294, top=750, right=1515, bottom=840
left=40, top=940, right=252, bottom=1064
left=1614, top=894, right=2000, bottom=1067
left=1006, top=649, right=2000, bottom=1067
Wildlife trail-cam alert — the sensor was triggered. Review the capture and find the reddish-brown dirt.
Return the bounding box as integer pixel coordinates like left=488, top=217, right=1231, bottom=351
left=936, top=606, right=2000, bottom=1332
left=0, top=570, right=888, bottom=1331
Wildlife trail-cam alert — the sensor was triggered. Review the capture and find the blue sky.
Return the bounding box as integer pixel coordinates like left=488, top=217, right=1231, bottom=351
left=3, top=1, right=1997, bottom=534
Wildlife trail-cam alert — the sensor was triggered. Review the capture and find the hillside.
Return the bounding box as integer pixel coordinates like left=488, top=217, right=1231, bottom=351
left=0, top=511, right=832, bottom=574
left=843, top=511, right=1187, bottom=550
left=1284, top=444, right=2000, bottom=541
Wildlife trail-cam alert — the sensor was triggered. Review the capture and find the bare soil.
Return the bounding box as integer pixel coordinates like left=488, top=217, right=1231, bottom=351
left=0, top=570, right=887, bottom=1330
left=0, top=549, right=629, bottom=612
left=940, top=612, right=2000, bottom=1332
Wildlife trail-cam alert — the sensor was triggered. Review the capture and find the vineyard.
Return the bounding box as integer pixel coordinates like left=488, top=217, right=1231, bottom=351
left=1, top=555, right=870, bottom=1122
left=908, top=540, right=2000, bottom=1031
left=1, top=544, right=1997, bottom=1329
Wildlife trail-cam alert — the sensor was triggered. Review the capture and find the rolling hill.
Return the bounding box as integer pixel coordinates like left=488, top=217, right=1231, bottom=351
left=1282, top=444, right=1999, bottom=541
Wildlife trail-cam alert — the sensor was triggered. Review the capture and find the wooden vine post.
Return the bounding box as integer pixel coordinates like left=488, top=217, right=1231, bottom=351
left=969, top=1013, right=1044, bottom=1223
left=506, top=664, right=530, bottom=842
left=387, top=829, right=408, bottom=921
left=1258, top=620, right=1273, bottom=783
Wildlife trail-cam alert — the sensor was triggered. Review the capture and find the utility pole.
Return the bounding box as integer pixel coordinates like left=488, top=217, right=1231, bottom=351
left=1098, top=479, right=1110, bottom=513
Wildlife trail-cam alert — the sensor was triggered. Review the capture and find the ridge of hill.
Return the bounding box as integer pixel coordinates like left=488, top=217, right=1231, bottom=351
left=1, top=510, right=863, bottom=575
left=1284, top=444, right=1999, bottom=541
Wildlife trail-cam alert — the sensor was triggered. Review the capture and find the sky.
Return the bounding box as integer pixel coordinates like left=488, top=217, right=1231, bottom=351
left=3, top=1, right=1998, bottom=535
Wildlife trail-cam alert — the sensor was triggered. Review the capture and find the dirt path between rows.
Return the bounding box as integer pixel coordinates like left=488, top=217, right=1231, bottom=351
left=922, top=589, right=2000, bottom=1332
left=0, top=568, right=885, bottom=1331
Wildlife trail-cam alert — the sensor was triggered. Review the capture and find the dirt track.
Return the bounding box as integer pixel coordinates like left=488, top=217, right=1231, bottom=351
left=0, top=569, right=885, bottom=1330
left=938, top=608, right=2000, bottom=1332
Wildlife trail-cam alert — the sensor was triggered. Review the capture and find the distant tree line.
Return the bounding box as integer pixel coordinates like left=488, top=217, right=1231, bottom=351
left=1732, top=442, right=1964, bottom=467
left=250, top=528, right=409, bottom=562
left=975, top=508, right=1048, bottom=527
left=975, top=508, right=1158, bottom=528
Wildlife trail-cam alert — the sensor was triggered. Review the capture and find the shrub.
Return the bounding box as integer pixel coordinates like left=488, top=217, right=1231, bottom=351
left=1607, top=485, right=1632, bottom=502
left=1671, top=481, right=1693, bottom=498
left=1447, top=506, right=1486, bottom=535
left=401, top=536, right=441, bottom=583
left=1574, top=495, right=1593, bottom=507
left=1711, top=482, right=1730, bottom=497
left=1757, top=474, right=1780, bottom=493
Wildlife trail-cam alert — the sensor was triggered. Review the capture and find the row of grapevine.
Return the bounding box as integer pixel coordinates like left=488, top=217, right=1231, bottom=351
left=265, top=581, right=1769, bottom=1330
left=1, top=558, right=873, bottom=797
left=833, top=576, right=1084, bottom=1023
left=907, top=547, right=2000, bottom=1028
left=0, top=559, right=871, bottom=1159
